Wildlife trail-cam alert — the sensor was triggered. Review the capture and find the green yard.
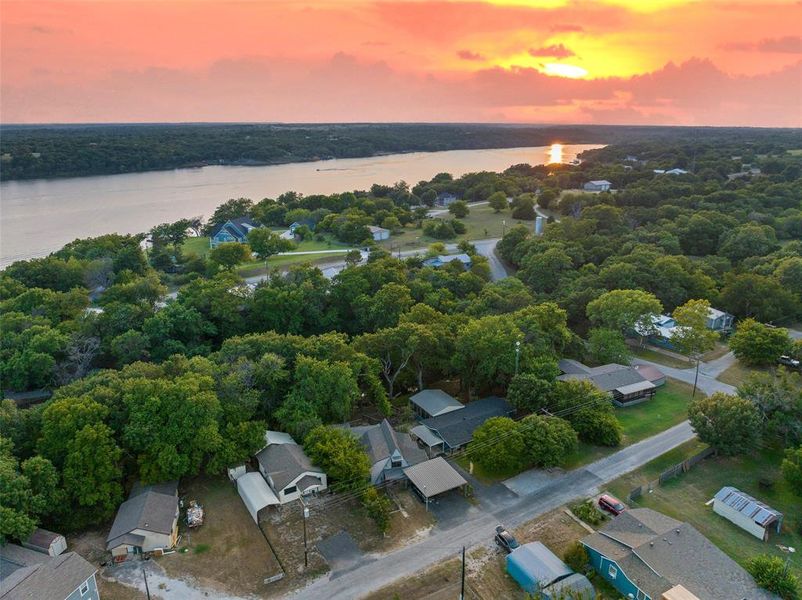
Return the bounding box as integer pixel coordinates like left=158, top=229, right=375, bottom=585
left=717, top=361, right=771, bottom=387
left=609, top=445, right=802, bottom=579
left=617, top=379, right=694, bottom=443
left=630, top=345, right=691, bottom=369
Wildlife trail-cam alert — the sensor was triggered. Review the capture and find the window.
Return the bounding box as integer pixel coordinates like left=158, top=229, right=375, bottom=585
left=80, top=582, right=89, bottom=595
left=608, top=564, right=618, bottom=579
left=284, top=485, right=297, bottom=496
left=391, top=458, right=403, bottom=468
left=637, top=591, right=646, bottom=600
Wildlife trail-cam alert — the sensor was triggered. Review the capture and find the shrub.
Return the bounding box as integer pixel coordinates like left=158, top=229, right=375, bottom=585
left=563, top=542, right=589, bottom=573
left=746, top=554, right=800, bottom=599
left=362, top=487, right=392, bottom=534
left=570, top=499, right=606, bottom=526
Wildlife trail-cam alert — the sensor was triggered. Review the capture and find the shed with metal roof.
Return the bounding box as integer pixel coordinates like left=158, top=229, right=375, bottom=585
left=506, top=541, right=573, bottom=595
left=712, top=486, right=783, bottom=541
left=237, top=472, right=279, bottom=523
left=409, top=389, right=464, bottom=419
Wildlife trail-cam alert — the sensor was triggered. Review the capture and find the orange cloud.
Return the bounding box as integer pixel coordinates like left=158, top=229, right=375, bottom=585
left=1, top=0, right=800, bottom=126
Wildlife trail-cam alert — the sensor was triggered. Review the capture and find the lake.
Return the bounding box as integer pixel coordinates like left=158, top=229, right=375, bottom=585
left=0, top=143, right=602, bottom=264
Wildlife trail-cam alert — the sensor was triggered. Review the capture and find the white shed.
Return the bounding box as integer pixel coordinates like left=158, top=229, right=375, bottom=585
left=237, top=472, right=279, bottom=523
left=712, top=486, right=783, bottom=541
left=22, top=528, right=68, bottom=556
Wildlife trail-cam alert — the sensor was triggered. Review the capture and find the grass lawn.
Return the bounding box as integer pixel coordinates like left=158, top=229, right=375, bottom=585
left=611, top=445, right=802, bottom=579
left=617, top=379, right=694, bottom=444
left=630, top=345, right=691, bottom=369
left=701, top=341, right=731, bottom=362
left=717, top=361, right=772, bottom=387
left=379, top=204, right=534, bottom=251
left=183, top=236, right=211, bottom=257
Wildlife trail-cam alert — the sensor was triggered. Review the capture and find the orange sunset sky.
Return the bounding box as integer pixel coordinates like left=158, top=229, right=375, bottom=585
left=1, top=0, right=801, bottom=126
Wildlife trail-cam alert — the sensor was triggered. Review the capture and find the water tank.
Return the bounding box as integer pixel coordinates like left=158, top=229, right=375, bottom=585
left=535, top=216, right=545, bottom=235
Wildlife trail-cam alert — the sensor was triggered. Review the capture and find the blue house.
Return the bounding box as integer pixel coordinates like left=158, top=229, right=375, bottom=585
left=0, top=543, right=99, bottom=600
left=210, top=217, right=260, bottom=248
left=581, top=508, right=773, bottom=600
left=422, top=253, right=472, bottom=269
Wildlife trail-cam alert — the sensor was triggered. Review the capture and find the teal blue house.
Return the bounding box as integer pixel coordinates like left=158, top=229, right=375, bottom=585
left=581, top=508, right=773, bottom=600
left=210, top=217, right=260, bottom=248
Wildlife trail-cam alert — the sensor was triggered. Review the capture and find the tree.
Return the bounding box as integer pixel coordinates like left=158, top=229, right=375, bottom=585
left=586, top=289, right=663, bottom=334
left=729, top=319, right=791, bottom=366
left=304, top=426, right=370, bottom=492
left=671, top=299, right=719, bottom=395
left=587, top=328, right=631, bottom=365
left=453, top=314, right=526, bottom=395
left=548, top=380, right=622, bottom=446
left=488, top=191, right=508, bottom=213
left=718, top=224, right=779, bottom=263
left=38, top=395, right=109, bottom=468
left=209, top=242, right=251, bottom=270
left=782, top=446, right=802, bottom=497
left=206, top=198, right=253, bottom=233
left=511, top=195, right=536, bottom=220
left=688, top=392, right=761, bottom=455
left=288, top=355, right=360, bottom=423
left=537, top=189, right=558, bottom=209
left=746, top=554, right=800, bottom=600
left=61, top=423, right=124, bottom=526
left=563, top=542, right=589, bottom=573
left=469, top=417, right=526, bottom=473
left=110, top=329, right=150, bottom=365
left=738, top=370, right=802, bottom=446
left=448, top=200, right=470, bottom=218
left=506, top=360, right=559, bottom=412
left=362, top=487, right=392, bottom=533
left=247, top=228, right=295, bottom=259
left=519, top=415, right=577, bottom=467
left=122, top=375, right=222, bottom=482
left=720, top=273, right=800, bottom=323
left=275, top=394, right=322, bottom=440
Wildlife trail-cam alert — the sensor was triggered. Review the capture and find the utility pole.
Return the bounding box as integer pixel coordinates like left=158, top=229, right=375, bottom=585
left=302, top=503, right=310, bottom=567
left=460, top=545, right=466, bottom=600
left=691, top=353, right=700, bottom=398
left=142, top=565, right=151, bottom=600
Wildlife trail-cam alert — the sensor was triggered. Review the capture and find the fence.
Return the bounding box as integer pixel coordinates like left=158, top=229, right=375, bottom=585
left=628, top=447, right=716, bottom=503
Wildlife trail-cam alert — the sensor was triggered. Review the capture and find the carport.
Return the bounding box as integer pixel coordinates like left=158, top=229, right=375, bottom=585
left=236, top=472, right=279, bottom=523
left=403, top=457, right=467, bottom=511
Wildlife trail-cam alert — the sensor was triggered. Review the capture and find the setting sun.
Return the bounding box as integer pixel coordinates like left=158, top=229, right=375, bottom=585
left=543, top=63, right=588, bottom=79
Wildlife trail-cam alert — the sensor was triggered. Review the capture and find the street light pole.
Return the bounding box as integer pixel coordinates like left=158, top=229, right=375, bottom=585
left=460, top=546, right=466, bottom=600
left=514, top=340, right=521, bottom=376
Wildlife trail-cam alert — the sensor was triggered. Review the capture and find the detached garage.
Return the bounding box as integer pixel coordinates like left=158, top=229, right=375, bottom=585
left=237, top=472, right=279, bottom=523
left=507, top=541, right=594, bottom=599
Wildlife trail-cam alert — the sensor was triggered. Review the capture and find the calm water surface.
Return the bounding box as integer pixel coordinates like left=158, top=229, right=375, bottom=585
left=0, top=143, right=602, bottom=263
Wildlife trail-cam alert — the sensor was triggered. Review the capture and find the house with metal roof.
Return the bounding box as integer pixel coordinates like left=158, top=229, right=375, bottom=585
left=209, top=216, right=260, bottom=248
left=348, top=419, right=428, bottom=484
left=255, top=439, right=327, bottom=504
left=583, top=180, right=612, bottom=192
left=402, top=457, right=467, bottom=510
left=411, top=396, right=514, bottom=455
left=409, top=389, right=464, bottom=419
left=106, top=481, right=179, bottom=561
left=712, top=486, right=783, bottom=541
left=581, top=508, right=773, bottom=600
left=557, top=360, right=662, bottom=406
left=506, top=541, right=594, bottom=599
left=236, top=471, right=279, bottom=523
left=0, top=543, right=99, bottom=600
left=367, top=225, right=390, bottom=241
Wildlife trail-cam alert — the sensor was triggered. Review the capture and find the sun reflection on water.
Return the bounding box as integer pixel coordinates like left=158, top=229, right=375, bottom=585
left=548, top=143, right=563, bottom=164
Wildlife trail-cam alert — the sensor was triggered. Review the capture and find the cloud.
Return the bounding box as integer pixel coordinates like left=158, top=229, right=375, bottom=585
left=457, top=49, right=484, bottom=61
left=723, top=35, right=802, bottom=53
left=550, top=24, right=584, bottom=32
left=528, top=43, right=575, bottom=58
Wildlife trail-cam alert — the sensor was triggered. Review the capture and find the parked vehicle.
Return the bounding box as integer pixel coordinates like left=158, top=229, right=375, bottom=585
left=598, top=494, right=627, bottom=516
left=494, top=525, right=520, bottom=553
left=778, top=355, right=801, bottom=369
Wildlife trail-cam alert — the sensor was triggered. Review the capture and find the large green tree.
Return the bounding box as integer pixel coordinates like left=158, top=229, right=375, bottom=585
left=688, top=392, right=761, bottom=455
left=519, top=415, right=577, bottom=467
left=586, top=289, right=663, bottom=334
left=304, top=426, right=370, bottom=492
left=469, top=417, right=526, bottom=473
left=729, top=319, right=791, bottom=366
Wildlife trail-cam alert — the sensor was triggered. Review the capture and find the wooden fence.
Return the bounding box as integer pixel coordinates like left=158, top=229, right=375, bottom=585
left=628, top=447, right=716, bottom=503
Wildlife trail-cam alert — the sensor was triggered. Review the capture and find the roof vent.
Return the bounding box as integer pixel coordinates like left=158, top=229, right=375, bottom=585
left=675, top=529, right=680, bottom=535
left=638, top=523, right=643, bottom=528
left=649, top=542, right=654, bottom=547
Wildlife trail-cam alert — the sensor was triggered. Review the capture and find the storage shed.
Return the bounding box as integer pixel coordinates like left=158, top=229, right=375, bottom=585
left=506, top=542, right=571, bottom=594
left=236, top=472, right=279, bottom=523
left=712, top=486, right=783, bottom=541
left=409, top=389, right=463, bottom=419
left=22, top=528, right=67, bottom=557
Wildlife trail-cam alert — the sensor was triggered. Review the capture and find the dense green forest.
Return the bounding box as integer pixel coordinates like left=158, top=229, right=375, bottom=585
left=2, top=131, right=801, bottom=569
left=2, top=122, right=800, bottom=181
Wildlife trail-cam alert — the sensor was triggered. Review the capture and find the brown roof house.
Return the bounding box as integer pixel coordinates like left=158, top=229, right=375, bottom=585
left=106, top=481, right=179, bottom=562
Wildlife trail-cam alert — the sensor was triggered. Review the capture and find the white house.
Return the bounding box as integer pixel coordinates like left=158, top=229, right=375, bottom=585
left=255, top=437, right=327, bottom=504
left=368, top=225, right=390, bottom=241
left=106, top=481, right=179, bottom=561
left=583, top=180, right=612, bottom=192
left=712, top=486, right=783, bottom=542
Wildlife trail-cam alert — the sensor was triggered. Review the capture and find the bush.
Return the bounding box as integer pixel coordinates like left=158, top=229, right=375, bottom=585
left=448, top=200, right=470, bottom=218
left=451, top=219, right=467, bottom=234
left=563, top=542, right=589, bottom=573
left=362, top=487, right=392, bottom=534
left=746, top=554, right=800, bottom=599
left=423, top=220, right=456, bottom=239
left=570, top=500, right=606, bottom=526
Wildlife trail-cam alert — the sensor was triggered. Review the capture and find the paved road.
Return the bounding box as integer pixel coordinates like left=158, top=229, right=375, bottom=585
left=284, top=421, right=695, bottom=600
left=631, top=357, right=736, bottom=396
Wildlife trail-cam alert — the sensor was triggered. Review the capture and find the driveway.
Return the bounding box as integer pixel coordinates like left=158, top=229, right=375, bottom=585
left=283, top=419, right=696, bottom=600
left=631, top=358, right=736, bottom=396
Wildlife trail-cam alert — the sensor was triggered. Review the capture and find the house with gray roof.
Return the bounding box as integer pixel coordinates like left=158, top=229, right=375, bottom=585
left=210, top=216, right=260, bottom=248
left=713, top=486, right=783, bottom=541
left=349, top=419, right=428, bottom=484
left=422, top=254, right=472, bottom=269
left=409, top=389, right=464, bottom=419
left=1, top=543, right=99, bottom=600
left=557, top=360, right=662, bottom=406
left=256, top=439, right=327, bottom=504
left=581, top=508, right=772, bottom=600
left=106, top=481, right=179, bottom=561
left=411, top=396, right=514, bottom=455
